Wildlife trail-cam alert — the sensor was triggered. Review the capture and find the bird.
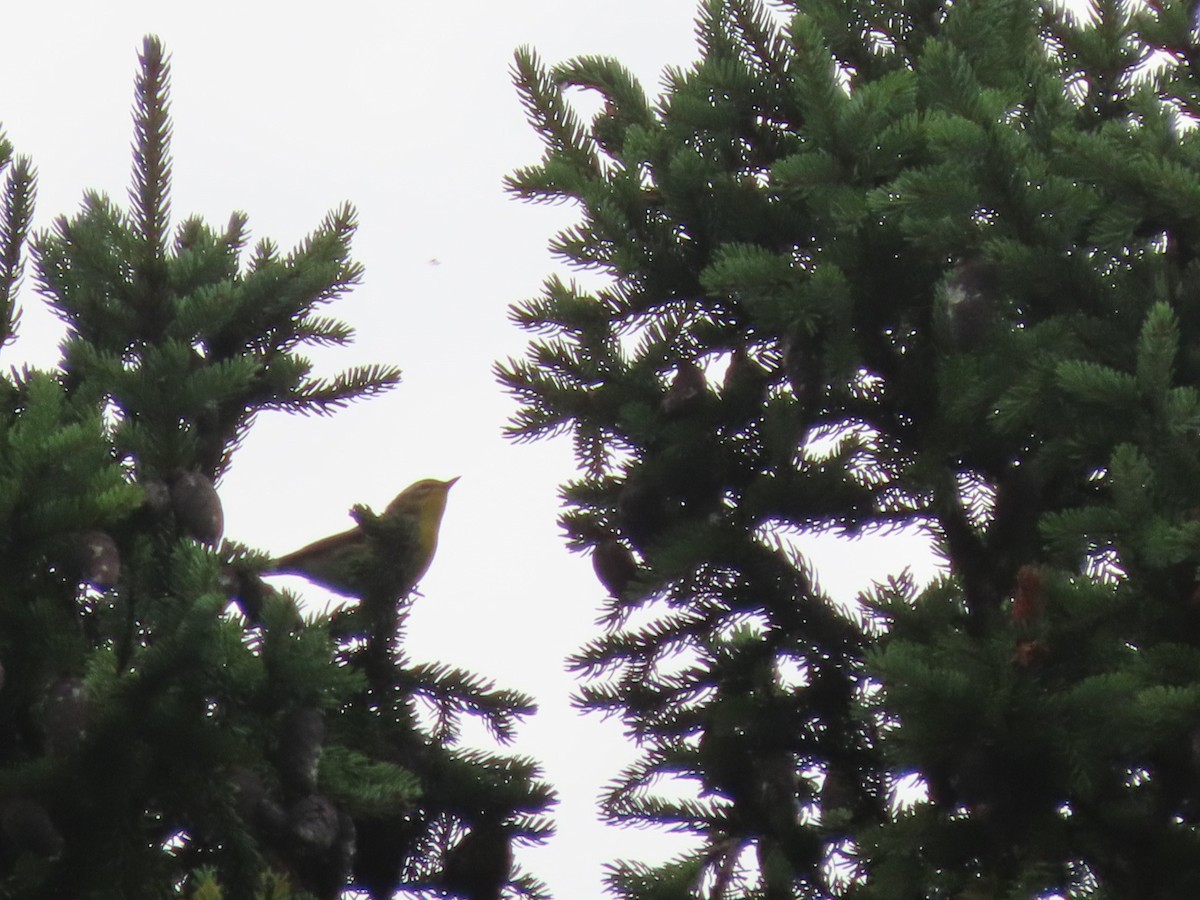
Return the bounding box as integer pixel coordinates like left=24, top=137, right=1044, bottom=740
left=267, top=477, right=458, bottom=599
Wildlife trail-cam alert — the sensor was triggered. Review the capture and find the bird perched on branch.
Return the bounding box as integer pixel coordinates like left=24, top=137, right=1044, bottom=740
left=268, top=477, right=459, bottom=599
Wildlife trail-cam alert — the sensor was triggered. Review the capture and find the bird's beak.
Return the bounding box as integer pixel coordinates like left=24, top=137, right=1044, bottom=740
left=445, top=476, right=461, bottom=488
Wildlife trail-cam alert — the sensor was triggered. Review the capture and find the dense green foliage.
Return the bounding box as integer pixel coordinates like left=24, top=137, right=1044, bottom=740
left=502, top=0, right=1200, bottom=896
left=0, top=37, right=551, bottom=900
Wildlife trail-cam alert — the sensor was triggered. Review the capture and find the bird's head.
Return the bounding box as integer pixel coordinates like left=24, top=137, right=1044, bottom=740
left=387, top=477, right=459, bottom=523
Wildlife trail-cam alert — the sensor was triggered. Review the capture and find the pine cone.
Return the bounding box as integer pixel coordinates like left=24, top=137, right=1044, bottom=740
left=277, top=707, right=325, bottom=794
left=661, top=360, right=707, bottom=416
left=72, top=530, right=120, bottom=589
left=592, top=539, right=639, bottom=598
left=171, top=471, right=224, bottom=544
left=290, top=794, right=340, bottom=850
left=0, top=798, right=63, bottom=858
left=42, top=677, right=89, bottom=756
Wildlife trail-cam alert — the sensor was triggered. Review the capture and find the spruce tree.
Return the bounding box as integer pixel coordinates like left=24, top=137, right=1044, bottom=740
left=0, top=37, right=552, bottom=899
left=501, top=0, right=1200, bottom=896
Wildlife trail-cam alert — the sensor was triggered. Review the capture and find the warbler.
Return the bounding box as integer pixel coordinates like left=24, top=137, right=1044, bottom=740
left=269, top=477, right=458, bottom=598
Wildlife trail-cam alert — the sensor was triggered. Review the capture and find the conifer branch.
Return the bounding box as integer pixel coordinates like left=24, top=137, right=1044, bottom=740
left=278, top=363, right=403, bottom=414
left=0, top=152, right=34, bottom=346
left=509, top=47, right=599, bottom=179
left=130, top=35, right=173, bottom=262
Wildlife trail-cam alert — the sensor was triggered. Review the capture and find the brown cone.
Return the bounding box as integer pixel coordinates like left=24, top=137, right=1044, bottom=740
left=593, top=539, right=639, bottom=598
left=171, top=471, right=224, bottom=544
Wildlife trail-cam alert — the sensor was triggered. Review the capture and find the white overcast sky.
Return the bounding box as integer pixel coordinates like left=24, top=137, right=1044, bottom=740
left=0, top=3, right=939, bottom=896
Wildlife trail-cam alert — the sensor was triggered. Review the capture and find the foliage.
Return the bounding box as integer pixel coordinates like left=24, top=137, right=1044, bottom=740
left=0, top=37, right=551, bottom=900
left=502, top=0, right=1200, bottom=896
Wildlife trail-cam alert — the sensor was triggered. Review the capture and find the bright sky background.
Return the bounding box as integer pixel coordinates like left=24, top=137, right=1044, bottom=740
left=0, top=3, right=940, bottom=896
